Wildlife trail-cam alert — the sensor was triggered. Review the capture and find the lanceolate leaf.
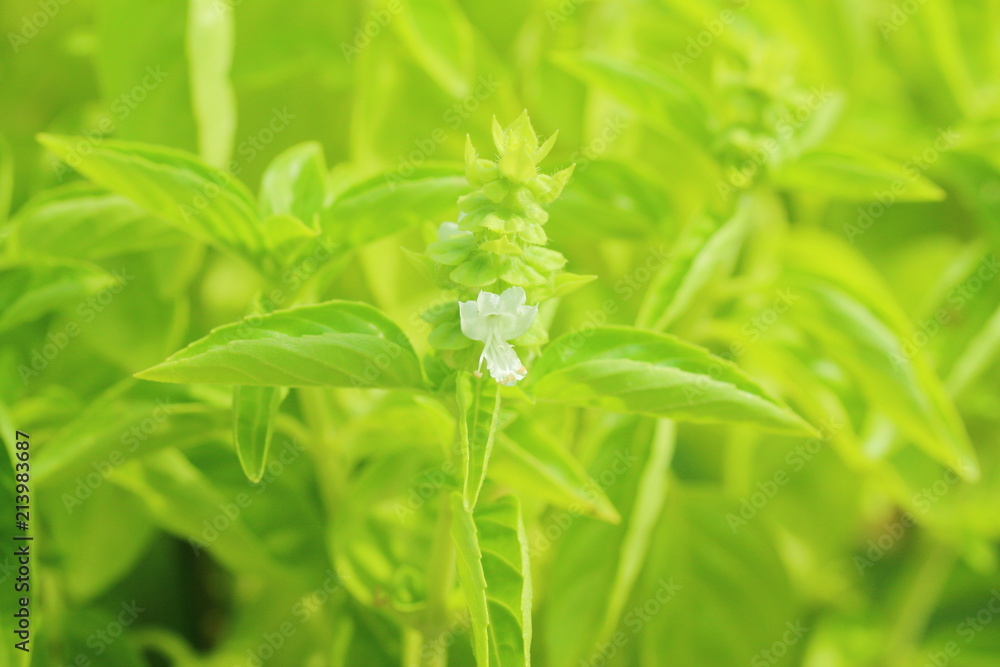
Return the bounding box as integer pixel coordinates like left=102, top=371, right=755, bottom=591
left=490, top=417, right=620, bottom=523
left=784, top=231, right=979, bottom=477
left=451, top=493, right=533, bottom=667
left=392, top=0, right=476, bottom=99
left=773, top=146, right=946, bottom=201
left=112, top=450, right=278, bottom=575
left=451, top=492, right=490, bottom=665
left=637, top=202, right=751, bottom=331
left=38, top=134, right=267, bottom=263
left=32, top=380, right=228, bottom=486
left=10, top=183, right=185, bottom=261
left=790, top=282, right=978, bottom=477
left=457, top=372, right=502, bottom=511
left=552, top=53, right=712, bottom=147
left=947, top=303, right=1000, bottom=395
left=638, top=486, right=796, bottom=665
left=136, top=301, right=424, bottom=388
left=529, top=326, right=815, bottom=435
left=232, top=385, right=287, bottom=483
left=598, top=419, right=675, bottom=640
left=0, top=261, right=114, bottom=334
left=259, top=142, right=328, bottom=228
left=321, top=166, right=469, bottom=247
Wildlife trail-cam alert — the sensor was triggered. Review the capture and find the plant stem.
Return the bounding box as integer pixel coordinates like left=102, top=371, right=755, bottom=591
left=298, top=386, right=345, bottom=509
left=402, top=627, right=423, bottom=667
left=419, top=492, right=455, bottom=667
left=882, top=537, right=955, bottom=665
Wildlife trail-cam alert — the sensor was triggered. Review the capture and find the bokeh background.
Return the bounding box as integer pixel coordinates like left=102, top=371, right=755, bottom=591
left=2, top=0, right=1000, bottom=665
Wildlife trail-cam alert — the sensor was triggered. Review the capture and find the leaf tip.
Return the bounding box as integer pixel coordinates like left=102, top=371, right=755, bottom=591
left=133, top=365, right=169, bottom=383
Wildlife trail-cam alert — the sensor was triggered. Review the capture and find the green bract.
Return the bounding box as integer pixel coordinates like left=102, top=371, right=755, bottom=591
left=431, top=112, right=574, bottom=303
left=6, top=2, right=1000, bottom=666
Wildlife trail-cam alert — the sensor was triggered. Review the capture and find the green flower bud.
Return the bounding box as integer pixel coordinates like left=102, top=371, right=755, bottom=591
left=423, top=112, right=581, bottom=360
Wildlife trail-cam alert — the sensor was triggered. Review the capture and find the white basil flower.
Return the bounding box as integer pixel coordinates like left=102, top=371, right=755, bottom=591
left=459, top=286, right=537, bottom=386
left=437, top=221, right=472, bottom=241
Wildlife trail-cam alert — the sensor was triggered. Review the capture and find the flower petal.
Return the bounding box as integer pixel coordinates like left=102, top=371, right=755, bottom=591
left=459, top=300, right=490, bottom=342
left=437, top=222, right=462, bottom=241
left=498, top=286, right=528, bottom=312
left=476, top=290, right=503, bottom=316
left=496, top=304, right=537, bottom=341
left=484, top=339, right=528, bottom=386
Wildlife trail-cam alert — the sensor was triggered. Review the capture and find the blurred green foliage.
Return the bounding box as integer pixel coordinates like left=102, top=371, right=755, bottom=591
left=2, top=0, right=1000, bottom=666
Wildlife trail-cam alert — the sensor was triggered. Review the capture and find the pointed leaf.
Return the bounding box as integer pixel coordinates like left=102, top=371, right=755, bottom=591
left=451, top=493, right=533, bottom=667
left=10, top=183, right=184, bottom=261
left=529, top=326, right=815, bottom=435
left=637, top=202, right=750, bottom=331
left=598, top=420, right=674, bottom=639
left=773, top=146, right=946, bottom=201
left=491, top=417, right=619, bottom=523
left=322, top=166, right=469, bottom=247
left=38, top=134, right=266, bottom=263
left=457, top=372, right=502, bottom=511
left=552, top=53, right=712, bottom=146
left=259, top=142, right=328, bottom=228
left=136, top=301, right=424, bottom=388
left=112, top=449, right=279, bottom=575
left=232, top=385, right=287, bottom=483
left=0, top=261, right=114, bottom=334
left=784, top=231, right=979, bottom=477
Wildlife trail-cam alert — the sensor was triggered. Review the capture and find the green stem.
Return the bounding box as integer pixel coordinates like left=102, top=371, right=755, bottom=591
left=418, top=492, right=455, bottom=667
left=298, top=386, right=345, bottom=509
left=881, top=538, right=955, bottom=666
left=402, top=627, right=423, bottom=667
